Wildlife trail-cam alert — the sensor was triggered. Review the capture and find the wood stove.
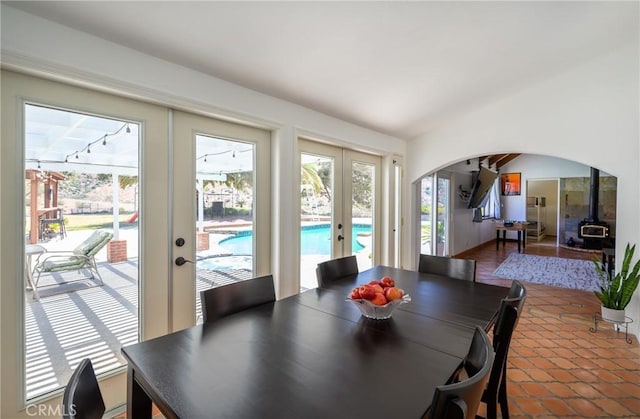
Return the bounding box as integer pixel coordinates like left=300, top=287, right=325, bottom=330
left=578, top=167, right=609, bottom=249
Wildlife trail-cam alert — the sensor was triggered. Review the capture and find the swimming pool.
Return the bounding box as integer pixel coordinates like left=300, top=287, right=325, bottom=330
left=197, top=255, right=253, bottom=271
left=218, top=224, right=372, bottom=255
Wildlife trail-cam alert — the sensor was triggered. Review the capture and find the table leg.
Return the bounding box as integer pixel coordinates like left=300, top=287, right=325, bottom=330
left=496, top=230, right=500, bottom=250
left=517, top=231, right=521, bottom=253
left=128, top=366, right=152, bottom=419
left=522, top=229, right=526, bottom=252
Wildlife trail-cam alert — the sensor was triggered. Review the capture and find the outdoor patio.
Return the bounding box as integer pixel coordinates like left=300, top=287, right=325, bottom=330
left=24, top=251, right=252, bottom=400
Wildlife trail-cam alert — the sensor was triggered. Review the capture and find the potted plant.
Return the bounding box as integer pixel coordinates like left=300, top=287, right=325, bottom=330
left=593, top=243, right=640, bottom=323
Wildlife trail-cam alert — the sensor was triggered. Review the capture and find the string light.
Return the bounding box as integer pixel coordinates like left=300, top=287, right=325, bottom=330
left=63, top=122, right=132, bottom=163
left=196, top=148, right=251, bottom=162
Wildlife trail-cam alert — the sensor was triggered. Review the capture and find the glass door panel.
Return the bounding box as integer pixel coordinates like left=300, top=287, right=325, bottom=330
left=299, top=151, right=338, bottom=290
left=347, top=154, right=380, bottom=271
left=172, top=111, right=270, bottom=330
left=420, top=176, right=434, bottom=255
left=195, top=135, right=255, bottom=322
left=419, top=175, right=450, bottom=257
left=436, top=177, right=450, bottom=256
left=23, top=104, right=140, bottom=400
left=299, top=140, right=380, bottom=291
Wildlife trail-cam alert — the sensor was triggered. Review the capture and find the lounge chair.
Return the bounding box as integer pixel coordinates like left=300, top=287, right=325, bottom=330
left=32, top=230, right=113, bottom=299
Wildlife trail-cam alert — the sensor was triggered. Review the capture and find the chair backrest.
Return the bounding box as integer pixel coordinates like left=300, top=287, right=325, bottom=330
left=418, top=254, right=477, bottom=282
left=200, top=275, right=276, bottom=323
left=426, top=327, right=494, bottom=419
left=73, top=230, right=113, bottom=258
left=506, top=280, right=527, bottom=307
left=482, top=303, right=519, bottom=412
left=316, top=255, right=359, bottom=287
left=495, top=280, right=527, bottom=332
left=62, top=358, right=105, bottom=419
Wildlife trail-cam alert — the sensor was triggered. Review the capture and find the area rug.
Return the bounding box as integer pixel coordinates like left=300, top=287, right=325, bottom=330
left=493, top=253, right=602, bottom=291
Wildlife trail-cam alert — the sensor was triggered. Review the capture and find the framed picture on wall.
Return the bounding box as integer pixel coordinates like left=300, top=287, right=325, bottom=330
left=501, top=173, right=521, bottom=196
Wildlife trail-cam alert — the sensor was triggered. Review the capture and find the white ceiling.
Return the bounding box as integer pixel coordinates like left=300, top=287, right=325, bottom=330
left=6, top=1, right=639, bottom=139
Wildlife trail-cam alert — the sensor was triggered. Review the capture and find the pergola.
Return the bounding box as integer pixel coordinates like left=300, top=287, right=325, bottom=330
left=24, top=104, right=254, bottom=246
left=25, top=169, right=66, bottom=244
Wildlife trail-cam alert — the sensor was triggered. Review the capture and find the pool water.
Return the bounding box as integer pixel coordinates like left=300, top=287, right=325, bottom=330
left=196, top=255, right=252, bottom=271
left=218, top=224, right=371, bottom=255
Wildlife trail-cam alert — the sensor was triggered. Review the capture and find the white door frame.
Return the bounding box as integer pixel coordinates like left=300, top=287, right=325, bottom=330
left=170, top=110, right=271, bottom=331
left=1, top=70, right=170, bottom=416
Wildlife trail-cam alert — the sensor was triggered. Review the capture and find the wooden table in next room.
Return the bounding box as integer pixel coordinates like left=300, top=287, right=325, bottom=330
left=495, top=221, right=528, bottom=253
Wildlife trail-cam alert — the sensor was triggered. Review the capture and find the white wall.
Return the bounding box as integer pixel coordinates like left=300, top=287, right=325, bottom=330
left=0, top=4, right=407, bottom=298
left=500, top=155, right=596, bottom=224
left=407, top=43, right=640, bottom=336
left=448, top=170, right=496, bottom=255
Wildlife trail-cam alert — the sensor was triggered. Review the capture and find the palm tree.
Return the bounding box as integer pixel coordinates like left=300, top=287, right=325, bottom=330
left=225, top=172, right=252, bottom=192
left=302, top=163, right=331, bottom=200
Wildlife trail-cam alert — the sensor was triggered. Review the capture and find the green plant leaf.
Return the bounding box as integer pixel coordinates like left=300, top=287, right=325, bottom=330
left=594, top=243, right=640, bottom=309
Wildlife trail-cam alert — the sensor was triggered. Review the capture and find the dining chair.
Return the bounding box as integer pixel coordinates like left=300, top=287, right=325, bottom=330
left=425, top=326, right=494, bottom=419
left=478, top=281, right=527, bottom=419
left=418, top=254, right=477, bottom=282
left=316, top=255, right=359, bottom=287
left=506, top=280, right=527, bottom=309
left=62, top=358, right=105, bottom=419
left=200, top=274, right=276, bottom=323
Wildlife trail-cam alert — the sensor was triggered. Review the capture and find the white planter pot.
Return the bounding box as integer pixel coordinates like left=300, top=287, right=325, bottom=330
left=601, top=306, right=626, bottom=323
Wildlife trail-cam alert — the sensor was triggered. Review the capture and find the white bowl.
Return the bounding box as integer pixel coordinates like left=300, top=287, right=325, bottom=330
left=346, top=292, right=411, bottom=320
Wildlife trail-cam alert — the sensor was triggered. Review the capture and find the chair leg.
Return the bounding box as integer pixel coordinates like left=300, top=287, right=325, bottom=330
left=499, top=371, right=510, bottom=419
left=485, top=399, right=498, bottom=419
left=89, top=257, right=105, bottom=285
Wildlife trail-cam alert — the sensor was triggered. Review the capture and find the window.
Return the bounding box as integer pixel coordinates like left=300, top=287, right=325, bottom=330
left=482, top=179, right=501, bottom=219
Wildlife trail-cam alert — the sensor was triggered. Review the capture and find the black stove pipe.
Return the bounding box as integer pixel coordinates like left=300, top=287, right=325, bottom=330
left=587, top=167, right=599, bottom=223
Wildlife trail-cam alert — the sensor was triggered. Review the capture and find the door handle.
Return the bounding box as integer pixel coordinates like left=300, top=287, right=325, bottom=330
left=175, top=257, right=193, bottom=266
left=337, top=235, right=344, bottom=241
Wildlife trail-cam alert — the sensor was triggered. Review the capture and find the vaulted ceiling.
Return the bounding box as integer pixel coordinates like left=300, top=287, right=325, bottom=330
left=5, top=1, right=638, bottom=140
left=483, top=154, right=522, bottom=171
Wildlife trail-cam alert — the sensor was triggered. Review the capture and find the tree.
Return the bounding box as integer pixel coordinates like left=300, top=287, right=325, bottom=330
left=351, top=163, right=373, bottom=210
left=225, top=172, right=253, bottom=192
left=301, top=163, right=325, bottom=197
left=119, top=175, right=138, bottom=189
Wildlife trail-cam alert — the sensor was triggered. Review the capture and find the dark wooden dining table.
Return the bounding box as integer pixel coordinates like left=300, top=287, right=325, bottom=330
left=121, top=265, right=508, bottom=419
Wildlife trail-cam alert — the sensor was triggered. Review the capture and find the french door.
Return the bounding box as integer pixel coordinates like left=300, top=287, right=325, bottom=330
left=1, top=70, right=169, bottom=414
left=299, top=139, right=381, bottom=290
left=170, top=111, right=271, bottom=330
left=0, top=71, right=272, bottom=416
left=420, top=174, right=450, bottom=256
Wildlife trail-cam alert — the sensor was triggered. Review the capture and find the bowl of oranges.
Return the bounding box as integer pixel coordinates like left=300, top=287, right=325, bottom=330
left=346, top=276, right=411, bottom=320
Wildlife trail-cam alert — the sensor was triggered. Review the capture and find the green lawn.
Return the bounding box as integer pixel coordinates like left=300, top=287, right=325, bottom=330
left=25, top=213, right=137, bottom=232
left=63, top=213, right=137, bottom=230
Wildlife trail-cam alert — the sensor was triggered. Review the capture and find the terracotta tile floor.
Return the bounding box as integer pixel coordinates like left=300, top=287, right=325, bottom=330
left=466, top=237, right=640, bottom=419
left=116, top=237, right=639, bottom=419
